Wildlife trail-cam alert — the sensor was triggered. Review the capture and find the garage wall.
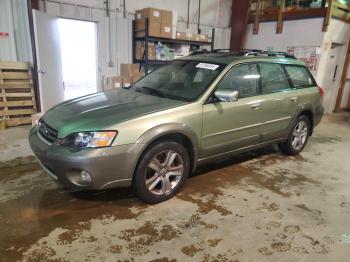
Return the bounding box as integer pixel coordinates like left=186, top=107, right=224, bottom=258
left=0, top=0, right=32, bottom=62
left=38, top=0, right=232, bottom=89
left=244, top=18, right=325, bottom=52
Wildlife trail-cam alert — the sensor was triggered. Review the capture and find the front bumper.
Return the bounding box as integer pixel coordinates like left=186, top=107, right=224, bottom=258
left=29, top=126, right=143, bottom=189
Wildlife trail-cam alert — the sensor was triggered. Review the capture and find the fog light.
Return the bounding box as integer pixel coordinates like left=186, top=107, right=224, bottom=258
left=80, top=170, right=92, bottom=183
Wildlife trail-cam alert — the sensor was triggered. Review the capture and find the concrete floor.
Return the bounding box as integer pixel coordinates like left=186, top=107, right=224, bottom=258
left=0, top=112, right=350, bottom=262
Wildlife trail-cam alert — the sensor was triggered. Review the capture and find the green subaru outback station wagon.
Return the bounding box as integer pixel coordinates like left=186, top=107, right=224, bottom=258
left=29, top=50, right=324, bottom=203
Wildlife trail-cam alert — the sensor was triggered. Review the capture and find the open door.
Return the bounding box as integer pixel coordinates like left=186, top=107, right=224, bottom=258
left=32, top=10, right=64, bottom=112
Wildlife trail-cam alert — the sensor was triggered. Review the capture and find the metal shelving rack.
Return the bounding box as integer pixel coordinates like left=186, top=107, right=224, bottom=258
left=132, top=18, right=215, bottom=74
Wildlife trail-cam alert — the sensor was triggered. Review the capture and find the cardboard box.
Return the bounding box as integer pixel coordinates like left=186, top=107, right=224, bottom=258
left=161, top=24, right=172, bottom=38
left=135, top=8, right=161, bottom=23
left=135, top=20, right=161, bottom=37
left=135, top=10, right=143, bottom=20
left=185, top=32, right=193, bottom=41
left=135, top=41, right=142, bottom=60
left=176, top=31, right=186, bottom=40
left=161, top=10, right=172, bottom=25
left=120, top=63, right=140, bottom=77
left=136, top=42, right=156, bottom=60
left=199, top=34, right=208, bottom=42
left=191, top=33, right=200, bottom=41
left=160, top=10, right=172, bottom=38
left=112, top=76, right=123, bottom=89
left=132, top=73, right=143, bottom=83
left=123, top=76, right=132, bottom=88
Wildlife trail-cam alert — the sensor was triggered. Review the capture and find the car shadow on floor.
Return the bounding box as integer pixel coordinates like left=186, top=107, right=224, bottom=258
left=49, top=145, right=280, bottom=205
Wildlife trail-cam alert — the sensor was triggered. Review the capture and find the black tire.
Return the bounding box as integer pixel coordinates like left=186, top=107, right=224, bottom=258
left=279, top=115, right=311, bottom=155
left=132, top=141, right=190, bottom=203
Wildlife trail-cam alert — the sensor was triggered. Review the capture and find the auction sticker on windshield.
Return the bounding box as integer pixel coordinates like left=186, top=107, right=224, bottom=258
left=196, top=63, right=219, bottom=70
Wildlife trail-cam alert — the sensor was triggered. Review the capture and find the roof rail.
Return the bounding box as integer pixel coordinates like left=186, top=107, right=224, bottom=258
left=189, top=49, right=296, bottom=59
left=244, top=50, right=296, bottom=59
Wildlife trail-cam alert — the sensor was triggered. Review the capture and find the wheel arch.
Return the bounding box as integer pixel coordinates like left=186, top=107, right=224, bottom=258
left=134, top=123, right=200, bottom=174
left=298, top=109, right=314, bottom=135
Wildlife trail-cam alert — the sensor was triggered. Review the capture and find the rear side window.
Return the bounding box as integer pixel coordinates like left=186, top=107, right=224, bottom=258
left=217, top=63, right=259, bottom=98
left=259, top=63, right=290, bottom=94
left=284, top=65, right=315, bottom=87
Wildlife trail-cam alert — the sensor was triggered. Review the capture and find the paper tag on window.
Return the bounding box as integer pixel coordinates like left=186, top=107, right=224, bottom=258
left=153, top=11, right=160, bottom=17
left=164, top=26, right=171, bottom=33
left=196, top=63, right=219, bottom=70
left=136, top=13, right=141, bottom=19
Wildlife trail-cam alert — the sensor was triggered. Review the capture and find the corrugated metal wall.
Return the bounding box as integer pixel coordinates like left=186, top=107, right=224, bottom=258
left=0, top=0, right=32, bottom=62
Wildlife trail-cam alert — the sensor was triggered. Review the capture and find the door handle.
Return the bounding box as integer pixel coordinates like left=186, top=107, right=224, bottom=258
left=250, top=102, right=261, bottom=109
left=290, top=97, right=298, bottom=102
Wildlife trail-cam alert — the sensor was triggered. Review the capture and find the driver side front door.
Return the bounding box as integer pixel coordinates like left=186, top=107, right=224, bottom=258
left=200, top=63, right=263, bottom=159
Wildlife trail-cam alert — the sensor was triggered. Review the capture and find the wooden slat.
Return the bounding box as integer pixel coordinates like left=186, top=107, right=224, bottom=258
left=0, top=72, right=31, bottom=80
left=0, top=101, right=35, bottom=107
left=276, top=0, right=285, bottom=34
left=253, top=0, right=261, bottom=34
left=323, top=0, right=334, bottom=32
left=0, top=92, right=33, bottom=98
left=332, top=8, right=350, bottom=22
left=0, top=83, right=32, bottom=89
left=333, top=1, right=350, bottom=12
left=0, top=109, right=36, bottom=117
left=0, top=62, right=30, bottom=70
left=6, top=117, right=32, bottom=127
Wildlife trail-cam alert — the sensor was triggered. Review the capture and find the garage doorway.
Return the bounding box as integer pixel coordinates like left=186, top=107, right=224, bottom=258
left=57, top=18, right=98, bottom=100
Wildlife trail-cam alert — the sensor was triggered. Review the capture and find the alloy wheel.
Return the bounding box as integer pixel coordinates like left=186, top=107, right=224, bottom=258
left=291, top=120, right=308, bottom=150
left=145, top=150, right=184, bottom=195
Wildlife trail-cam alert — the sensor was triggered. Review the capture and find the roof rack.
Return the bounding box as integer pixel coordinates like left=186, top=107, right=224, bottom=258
left=189, top=49, right=296, bottom=59
left=244, top=50, right=296, bottom=59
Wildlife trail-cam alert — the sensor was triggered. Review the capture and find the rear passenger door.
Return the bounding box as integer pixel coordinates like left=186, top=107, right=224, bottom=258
left=258, top=63, right=297, bottom=141
left=201, top=63, right=262, bottom=158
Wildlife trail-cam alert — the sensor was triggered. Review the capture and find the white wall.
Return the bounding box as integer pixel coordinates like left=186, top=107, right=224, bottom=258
left=317, top=19, right=350, bottom=112
left=245, top=18, right=325, bottom=52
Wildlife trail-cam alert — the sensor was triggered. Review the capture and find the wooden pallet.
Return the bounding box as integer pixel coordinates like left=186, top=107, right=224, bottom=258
left=0, top=61, right=37, bottom=129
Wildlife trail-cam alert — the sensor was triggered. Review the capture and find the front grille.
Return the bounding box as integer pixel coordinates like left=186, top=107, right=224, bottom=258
left=38, top=120, right=58, bottom=143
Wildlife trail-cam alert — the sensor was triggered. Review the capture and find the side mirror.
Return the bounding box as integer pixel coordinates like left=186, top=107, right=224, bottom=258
left=214, top=90, right=239, bottom=102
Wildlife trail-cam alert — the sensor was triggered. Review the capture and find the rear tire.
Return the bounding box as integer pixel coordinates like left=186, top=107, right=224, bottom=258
left=132, top=141, right=190, bottom=203
left=279, top=115, right=310, bottom=155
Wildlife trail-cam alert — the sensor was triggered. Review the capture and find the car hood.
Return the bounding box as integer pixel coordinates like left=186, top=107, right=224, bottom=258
left=42, top=89, right=187, bottom=138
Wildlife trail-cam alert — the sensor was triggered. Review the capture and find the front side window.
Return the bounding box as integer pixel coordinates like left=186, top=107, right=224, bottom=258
left=133, top=60, right=224, bottom=102
left=216, top=63, right=259, bottom=98
left=260, top=63, right=290, bottom=94
left=284, top=65, right=315, bottom=87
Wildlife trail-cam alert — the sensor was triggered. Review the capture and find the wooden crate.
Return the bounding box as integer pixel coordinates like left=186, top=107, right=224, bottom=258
left=0, top=61, right=37, bottom=129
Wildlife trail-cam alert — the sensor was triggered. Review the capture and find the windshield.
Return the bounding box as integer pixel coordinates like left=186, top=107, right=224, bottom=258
left=133, top=60, right=225, bottom=102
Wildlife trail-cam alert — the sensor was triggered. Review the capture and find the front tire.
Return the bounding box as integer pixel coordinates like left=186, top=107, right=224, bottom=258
left=279, top=115, right=310, bottom=155
left=132, top=141, right=190, bottom=203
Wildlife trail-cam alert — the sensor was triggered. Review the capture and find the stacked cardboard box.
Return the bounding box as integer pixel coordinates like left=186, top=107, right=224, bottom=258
left=176, top=31, right=209, bottom=42
left=135, top=8, right=173, bottom=38
left=103, top=64, right=143, bottom=91
left=135, top=41, right=156, bottom=60
left=160, top=10, right=172, bottom=38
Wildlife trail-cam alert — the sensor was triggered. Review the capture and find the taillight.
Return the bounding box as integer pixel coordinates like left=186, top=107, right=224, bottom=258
left=318, top=86, right=324, bottom=97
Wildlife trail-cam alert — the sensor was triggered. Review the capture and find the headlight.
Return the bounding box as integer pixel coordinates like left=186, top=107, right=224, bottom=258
left=60, top=131, right=117, bottom=149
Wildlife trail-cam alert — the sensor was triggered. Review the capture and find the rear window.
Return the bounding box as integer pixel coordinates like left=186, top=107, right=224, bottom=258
left=259, top=63, right=291, bottom=94
left=284, top=65, right=315, bottom=87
